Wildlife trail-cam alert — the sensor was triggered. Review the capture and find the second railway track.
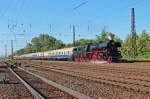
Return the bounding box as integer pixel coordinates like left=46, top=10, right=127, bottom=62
left=9, top=66, right=93, bottom=99
left=22, top=63, right=150, bottom=94
left=10, top=60, right=150, bottom=98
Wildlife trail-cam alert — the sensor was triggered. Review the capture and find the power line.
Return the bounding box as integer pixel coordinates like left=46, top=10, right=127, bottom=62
left=73, top=0, right=89, bottom=10
left=15, top=0, right=26, bottom=23
left=0, top=0, right=12, bottom=18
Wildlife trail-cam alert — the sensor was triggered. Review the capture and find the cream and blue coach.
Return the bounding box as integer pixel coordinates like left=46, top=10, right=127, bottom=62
left=15, top=47, right=75, bottom=61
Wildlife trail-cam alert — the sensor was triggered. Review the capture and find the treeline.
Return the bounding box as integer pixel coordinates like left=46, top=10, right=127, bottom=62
left=15, top=34, right=65, bottom=55
left=15, top=29, right=120, bottom=55
left=15, top=29, right=150, bottom=59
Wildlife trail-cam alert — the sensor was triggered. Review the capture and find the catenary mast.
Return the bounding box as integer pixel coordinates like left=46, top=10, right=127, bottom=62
left=131, top=8, right=136, bottom=58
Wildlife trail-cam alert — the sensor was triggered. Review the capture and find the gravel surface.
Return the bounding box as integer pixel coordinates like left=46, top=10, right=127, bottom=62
left=15, top=60, right=150, bottom=99
left=0, top=64, right=34, bottom=99
left=14, top=68, right=76, bottom=99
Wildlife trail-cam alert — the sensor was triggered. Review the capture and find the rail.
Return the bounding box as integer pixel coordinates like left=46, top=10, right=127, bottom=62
left=8, top=67, right=45, bottom=99
left=18, top=67, right=93, bottom=99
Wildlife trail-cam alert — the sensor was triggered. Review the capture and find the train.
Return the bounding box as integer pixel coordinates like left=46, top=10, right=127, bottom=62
left=14, top=40, right=122, bottom=63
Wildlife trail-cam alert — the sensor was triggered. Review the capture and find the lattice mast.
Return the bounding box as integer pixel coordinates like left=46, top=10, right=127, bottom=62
left=131, top=8, right=136, bottom=58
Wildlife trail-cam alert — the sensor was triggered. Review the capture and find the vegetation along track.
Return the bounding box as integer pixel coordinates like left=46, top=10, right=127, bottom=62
left=22, top=62, right=150, bottom=95
left=9, top=66, right=93, bottom=99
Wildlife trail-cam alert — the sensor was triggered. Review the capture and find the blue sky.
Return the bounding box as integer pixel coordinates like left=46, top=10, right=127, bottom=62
left=0, top=0, right=149, bottom=56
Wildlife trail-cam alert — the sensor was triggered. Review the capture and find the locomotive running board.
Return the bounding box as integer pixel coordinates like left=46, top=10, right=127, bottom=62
left=90, top=61, right=108, bottom=64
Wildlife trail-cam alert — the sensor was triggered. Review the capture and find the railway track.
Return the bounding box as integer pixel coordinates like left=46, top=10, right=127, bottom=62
left=0, top=64, right=34, bottom=98
left=26, top=61, right=150, bottom=77
left=29, top=62, right=150, bottom=82
left=22, top=64, right=150, bottom=94
left=9, top=66, right=93, bottom=99
left=53, top=63, right=150, bottom=76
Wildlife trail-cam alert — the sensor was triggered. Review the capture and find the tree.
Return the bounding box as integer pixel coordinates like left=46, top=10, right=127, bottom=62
left=76, top=39, right=96, bottom=46
left=121, top=35, right=131, bottom=58
left=96, top=28, right=121, bottom=42
left=54, top=40, right=65, bottom=49
left=25, top=43, right=33, bottom=53
left=121, top=30, right=150, bottom=59
left=15, top=49, right=26, bottom=55
left=96, top=28, right=110, bottom=42
left=137, top=30, right=150, bottom=58
left=15, top=34, right=65, bottom=55
left=31, top=36, right=42, bottom=52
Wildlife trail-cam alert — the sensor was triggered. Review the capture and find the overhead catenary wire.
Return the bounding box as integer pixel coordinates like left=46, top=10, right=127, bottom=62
left=14, top=0, right=26, bottom=23
left=0, top=0, right=21, bottom=23
left=0, top=0, right=12, bottom=18
left=73, top=0, right=90, bottom=10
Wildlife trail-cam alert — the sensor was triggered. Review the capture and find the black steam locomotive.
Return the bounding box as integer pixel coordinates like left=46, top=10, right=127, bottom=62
left=73, top=40, right=122, bottom=63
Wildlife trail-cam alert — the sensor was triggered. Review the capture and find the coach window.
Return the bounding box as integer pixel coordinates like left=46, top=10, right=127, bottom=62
left=67, top=51, right=69, bottom=55
left=65, top=51, right=67, bottom=55
left=73, top=48, right=77, bottom=52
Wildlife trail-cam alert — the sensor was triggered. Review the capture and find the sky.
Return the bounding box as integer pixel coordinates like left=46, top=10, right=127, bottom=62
left=0, top=0, right=149, bottom=57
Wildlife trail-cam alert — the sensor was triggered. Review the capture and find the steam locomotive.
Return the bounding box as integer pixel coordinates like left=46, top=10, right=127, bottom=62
left=14, top=40, right=122, bottom=63
left=73, top=40, right=122, bottom=63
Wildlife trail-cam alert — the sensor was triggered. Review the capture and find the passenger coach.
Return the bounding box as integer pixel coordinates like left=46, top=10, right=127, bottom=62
left=15, top=47, right=75, bottom=61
